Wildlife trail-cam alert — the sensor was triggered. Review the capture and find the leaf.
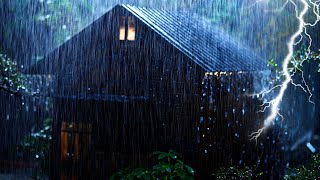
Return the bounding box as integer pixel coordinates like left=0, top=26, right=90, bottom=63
left=158, top=153, right=168, bottom=160
left=185, top=165, right=194, bottom=175
left=174, top=162, right=184, bottom=169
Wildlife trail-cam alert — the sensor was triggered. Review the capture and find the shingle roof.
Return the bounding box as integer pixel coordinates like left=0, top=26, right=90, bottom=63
left=122, top=4, right=266, bottom=72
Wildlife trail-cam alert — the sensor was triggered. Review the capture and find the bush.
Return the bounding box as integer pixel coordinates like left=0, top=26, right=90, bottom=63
left=284, top=154, right=320, bottom=180
left=110, top=150, right=194, bottom=179
left=17, top=118, right=52, bottom=179
left=213, top=165, right=262, bottom=180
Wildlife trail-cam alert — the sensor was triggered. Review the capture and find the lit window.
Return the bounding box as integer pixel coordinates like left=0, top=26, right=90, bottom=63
left=119, top=16, right=136, bottom=41
left=127, top=16, right=135, bottom=41
left=61, top=130, right=68, bottom=160
left=119, top=16, right=126, bottom=40
left=60, top=122, right=92, bottom=162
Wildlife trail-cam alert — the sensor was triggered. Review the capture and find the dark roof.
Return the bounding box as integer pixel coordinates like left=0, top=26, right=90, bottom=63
left=122, top=4, right=266, bottom=72
left=28, top=4, right=266, bottom=75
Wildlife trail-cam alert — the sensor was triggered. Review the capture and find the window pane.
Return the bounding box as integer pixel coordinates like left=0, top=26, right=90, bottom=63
left=119, top=16, right=125, bottom=40
left=61, top=131, right=68, bottom=160
left=127, top=16, right=135, bottom=41
left=73, top=133, right=80, bottom=161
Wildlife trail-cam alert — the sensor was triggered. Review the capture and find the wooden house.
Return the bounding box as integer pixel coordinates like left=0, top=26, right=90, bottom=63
left=29, top=4, right=267, bottom=179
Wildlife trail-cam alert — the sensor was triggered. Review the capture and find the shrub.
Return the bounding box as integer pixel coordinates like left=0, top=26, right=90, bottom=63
left=110, top=150, right=194, bottom=179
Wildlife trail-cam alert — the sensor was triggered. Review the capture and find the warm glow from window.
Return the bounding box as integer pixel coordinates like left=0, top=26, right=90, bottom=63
left=73, top=133, right=80, bottom=161
left=119, top=16, right=135, bottom=41
left=61, top=131, right=68, bottom=160
left=127, top=16, right=135, bottom=41
left=119, top=16, right=126, bottom=40
left=61, top=121, right=92, bottom=162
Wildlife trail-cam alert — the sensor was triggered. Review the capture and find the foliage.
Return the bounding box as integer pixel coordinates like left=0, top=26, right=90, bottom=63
left=268, top=47, right=320, bottom=72
left=35, top=0, right=94, bottom=44
left=17, top=118, right=53, bottom=179
left=213, top=165, right=262, bottom=180
left=110, top=150, right=195, bottom=180
left=195, top=0, right=302, bottom=59
left=288, top=47, right=320, bottom=72
left=284, top=154, right=320, bottom=180
left=0, top=0, right=94, bottom=56
left=267, top=47, right=320, bottom=86
left=0, top=51, right=25, bottom=94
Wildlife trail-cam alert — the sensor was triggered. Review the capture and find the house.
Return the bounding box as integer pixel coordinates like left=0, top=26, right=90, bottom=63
left=29, top=4, right=268, bottom=179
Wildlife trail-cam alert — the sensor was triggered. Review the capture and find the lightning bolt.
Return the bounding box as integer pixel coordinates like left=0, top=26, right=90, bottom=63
left=250, top=0, right=320, bottom=140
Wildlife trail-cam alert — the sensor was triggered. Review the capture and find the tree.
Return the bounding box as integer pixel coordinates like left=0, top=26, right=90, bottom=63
left=0, top=51, right=25, bottom=95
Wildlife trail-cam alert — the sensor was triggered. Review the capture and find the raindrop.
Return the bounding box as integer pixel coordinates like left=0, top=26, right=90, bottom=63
left=200, top=117, right=204, bottom=123
left=228, top=122, right=231, bottom=127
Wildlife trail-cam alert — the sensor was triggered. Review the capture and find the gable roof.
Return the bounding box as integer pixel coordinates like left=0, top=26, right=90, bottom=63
left=121, top=4, right=266, bottom=72
left=28, top=4, right=266, bottom=75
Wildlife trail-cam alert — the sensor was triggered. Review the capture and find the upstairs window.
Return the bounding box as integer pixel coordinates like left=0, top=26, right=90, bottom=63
left=119, top=16, right=126, bottom=40
left=127, top=16, right=136, bottom=41
left=119, top=16, right=135, bottom=41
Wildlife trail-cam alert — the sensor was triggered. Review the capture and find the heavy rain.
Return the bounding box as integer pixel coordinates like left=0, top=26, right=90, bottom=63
left=0, top=0, right=320, bottom=179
